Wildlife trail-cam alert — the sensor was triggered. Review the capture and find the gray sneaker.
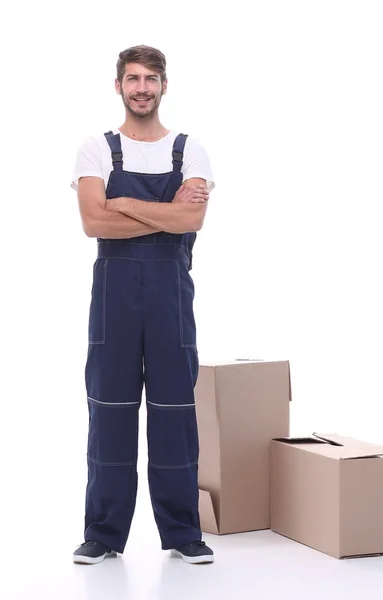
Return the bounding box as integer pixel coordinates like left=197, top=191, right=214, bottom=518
left=171, top=540, right=214, bottom=564
left=73, top=540, right=117, bottom=564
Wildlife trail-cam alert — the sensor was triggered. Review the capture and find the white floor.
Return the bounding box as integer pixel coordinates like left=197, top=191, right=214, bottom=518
left=3, top=404, right=383, bottom=600
left=2, top=520, right=383, bottom=600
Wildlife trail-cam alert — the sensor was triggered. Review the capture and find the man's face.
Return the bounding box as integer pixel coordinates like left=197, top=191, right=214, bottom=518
left=116, top=63, right=167, bottom=118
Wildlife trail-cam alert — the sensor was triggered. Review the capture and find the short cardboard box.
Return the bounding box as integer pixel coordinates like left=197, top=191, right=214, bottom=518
left=271, top=433, right=383, bottom=558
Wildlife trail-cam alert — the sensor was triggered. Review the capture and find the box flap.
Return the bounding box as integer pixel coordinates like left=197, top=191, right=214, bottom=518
left=200, top=359, right=292, bottom=401
left=199, top=359, right=263, bottom=366
left=313, top=433, right=383, bottom=459
left=311, top=433, right=343, bottom=446
left=287, top=362, right=292, bottom=402
left=273, top=436, right=327, bottom=445
left=272, top=434, right=383, bottom=459
left=199, top=358, right=291, bottom=367
left=198, top=489, right=219, bottom=534
left=235, top=359, right=292, bottom=402
left=234, top=358, right=263, bottom=362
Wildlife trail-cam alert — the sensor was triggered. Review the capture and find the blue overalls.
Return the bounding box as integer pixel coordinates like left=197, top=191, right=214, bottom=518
left=84, top=131, right=202, bottom=553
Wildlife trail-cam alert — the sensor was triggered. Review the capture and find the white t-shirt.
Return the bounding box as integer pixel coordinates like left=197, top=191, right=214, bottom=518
left=71, top=129, right=215, bottom=193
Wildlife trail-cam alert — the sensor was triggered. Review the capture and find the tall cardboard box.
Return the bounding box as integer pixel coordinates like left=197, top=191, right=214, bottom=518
left=195, top=359, right=291, bottom=534
left=271, top=434, right=383, bottom=558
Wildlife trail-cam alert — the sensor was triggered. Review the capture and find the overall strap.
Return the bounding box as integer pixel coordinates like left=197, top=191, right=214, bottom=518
left=172, top=133, right=188, bottom=173
left=104, top=130, right=123, bottom=172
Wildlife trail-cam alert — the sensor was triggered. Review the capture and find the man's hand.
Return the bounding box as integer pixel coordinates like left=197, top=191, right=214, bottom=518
left=173, top=184, right=209, bottom=204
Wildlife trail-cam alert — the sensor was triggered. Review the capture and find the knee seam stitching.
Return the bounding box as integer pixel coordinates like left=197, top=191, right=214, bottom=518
left=87, top=396, right=140, bottom=406
left=87, top=455, right=135, bottom=467
left=147, top=400, right=195, bottom=409
left=149, top=460, right=198, bottom=470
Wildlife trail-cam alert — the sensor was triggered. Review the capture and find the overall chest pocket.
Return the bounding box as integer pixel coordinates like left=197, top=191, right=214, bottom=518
left=176, top=261, right=197, bottom=348
left=88, top=258, right=108, bottom=344
left=105, top=173, right=162, bottom=202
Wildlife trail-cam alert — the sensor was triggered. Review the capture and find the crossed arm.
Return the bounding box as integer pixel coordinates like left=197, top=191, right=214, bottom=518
left=106, top=179, right=208, bottom=234
left=78, top=177, right=209, bottom=239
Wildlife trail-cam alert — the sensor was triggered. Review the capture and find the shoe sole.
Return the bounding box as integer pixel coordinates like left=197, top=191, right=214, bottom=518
left=170, top=549, right=214, bottom=564
left=73, top=551, right=117, bottom=565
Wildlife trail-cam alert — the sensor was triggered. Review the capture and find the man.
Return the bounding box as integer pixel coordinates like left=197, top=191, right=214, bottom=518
left=70, top=45, right=215, bottom=565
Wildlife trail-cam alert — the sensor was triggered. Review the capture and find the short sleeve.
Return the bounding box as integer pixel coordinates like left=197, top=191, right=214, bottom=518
left=182, top=138, right=215, bottom=192
left=70, top=137, right=103, bottom=191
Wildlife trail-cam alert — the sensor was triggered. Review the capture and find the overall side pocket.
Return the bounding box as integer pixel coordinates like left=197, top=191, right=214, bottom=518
left=88, top=258, right=108, bottom=344
left=176, top=261, right=197, bottom=348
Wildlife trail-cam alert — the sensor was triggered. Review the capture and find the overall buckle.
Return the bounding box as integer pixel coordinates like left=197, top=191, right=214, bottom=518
left=112, top=151, right=123, bottom=162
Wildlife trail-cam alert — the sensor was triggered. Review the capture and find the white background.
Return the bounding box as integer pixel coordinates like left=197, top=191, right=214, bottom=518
left=1, top=0, right=383, bottom=596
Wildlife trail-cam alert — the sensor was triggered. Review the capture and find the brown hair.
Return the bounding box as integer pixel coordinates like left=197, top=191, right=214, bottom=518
left=116, top=45, right=167, bottom=85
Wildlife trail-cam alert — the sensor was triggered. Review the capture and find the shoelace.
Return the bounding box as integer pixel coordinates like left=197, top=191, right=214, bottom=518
left=77, top=540, right=108, bottom=550
left=82, top=540, right=113, bottom=552
left=81, top=541, right=98, bottom=547
left=185, top=541, right=206, bottom=548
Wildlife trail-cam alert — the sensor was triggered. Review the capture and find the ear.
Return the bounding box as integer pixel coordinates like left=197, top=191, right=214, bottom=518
left=115, top=78, right=121, bottom=95
left=162, top=79, right=168, bottom=95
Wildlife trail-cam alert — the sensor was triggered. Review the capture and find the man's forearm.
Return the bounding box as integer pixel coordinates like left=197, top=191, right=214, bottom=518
left=86, top=206, right=159, bottom=239
left=109, top=197, right=203, bottom=233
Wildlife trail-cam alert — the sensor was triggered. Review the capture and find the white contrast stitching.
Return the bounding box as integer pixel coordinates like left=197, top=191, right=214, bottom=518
left=87, top=396, right=140, bottom=406
left=147, top=400, right=195, bottom=408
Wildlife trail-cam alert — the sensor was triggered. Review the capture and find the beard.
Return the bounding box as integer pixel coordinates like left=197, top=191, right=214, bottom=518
left=122, top=90, right=163, bottom=119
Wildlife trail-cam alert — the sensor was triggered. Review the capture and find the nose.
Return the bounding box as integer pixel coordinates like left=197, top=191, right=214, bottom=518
left=136, top=77, right=149, bottom=94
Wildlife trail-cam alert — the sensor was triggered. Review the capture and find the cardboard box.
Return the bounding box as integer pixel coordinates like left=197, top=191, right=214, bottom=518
left=195, top=359, right=291, bottom=534
left=270, top=433, right=383, bottom=558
